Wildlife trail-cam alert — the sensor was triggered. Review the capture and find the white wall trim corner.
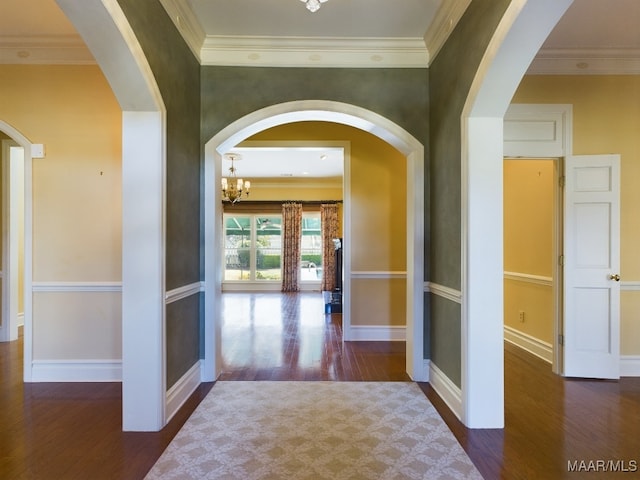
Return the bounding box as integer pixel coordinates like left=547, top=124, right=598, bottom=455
left=620, top=356, right=640, bottom=377
left=429, top=361, right=462, bottom=421
left=347, top=325, right=406, bottom=342
left=621, top=281, right=640, bottom=291
left=165, top=361, right=201, bottom=423
left=503, top=271, right=553, bottom=287
left=426, top=282, right=462, bottom=304
left=31, top=360, right=122, bottom=382
left=165, top=282, right=204, bottom=304
left=504, top=325, right=553, bottom=364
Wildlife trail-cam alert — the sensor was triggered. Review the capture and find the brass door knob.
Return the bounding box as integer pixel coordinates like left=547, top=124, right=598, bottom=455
left=608, top=274, right=621, bottom=282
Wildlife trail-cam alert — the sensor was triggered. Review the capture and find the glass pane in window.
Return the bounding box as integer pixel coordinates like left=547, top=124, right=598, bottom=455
left=224, top=215, right=251, bottom=281
left=301, top=214, right=322, bottom=281
left=255, top=216, right=282, bottom=281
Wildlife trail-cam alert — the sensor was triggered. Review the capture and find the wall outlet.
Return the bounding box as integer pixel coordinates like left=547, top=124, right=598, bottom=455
left=518, top=311, right=525, bottom=322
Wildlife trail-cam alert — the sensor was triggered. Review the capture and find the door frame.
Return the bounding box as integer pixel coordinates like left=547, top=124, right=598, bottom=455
left=504, top=103, right=573, bottom=374
left=0, top=123, right=34, bottom=375
left=502, top=154, right=564, bottom=374
left=0, top=139, right=25, bottom=344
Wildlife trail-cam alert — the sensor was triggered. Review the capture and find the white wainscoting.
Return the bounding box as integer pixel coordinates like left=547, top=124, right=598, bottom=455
left=425, top=282, right=462, bottom=304
left=164, top=283, right=205, bottom=423
left=621, top=356, right=640, bottom=377
left=347, top=271, right=407, bottom=341
left=503, top=271, right=553, bottom=287
left=621, top=281, right=640, bottom=291
left=429, top=361, right=462, bottom=421
left=166, top=360, right=202, bottom=423
left=32, top=281, right=123, bottom=292
left=504, top=325, right=553, bottom=364
left=31, top=359, right=122, bottom=382
left=166, top=281, right=203, bottom=304
left=424, top=282, right=462, bottom=418
left=348, top=325, right=406, bottom=341
left=351, top=271, right=407, bottom=279
left=30, top=282, right=123, bottom=382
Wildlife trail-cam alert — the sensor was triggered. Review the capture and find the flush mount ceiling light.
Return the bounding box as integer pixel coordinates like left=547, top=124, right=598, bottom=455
left=300, top=0, right=328, bottom=13
left=221, top=153, right=250, bottom=204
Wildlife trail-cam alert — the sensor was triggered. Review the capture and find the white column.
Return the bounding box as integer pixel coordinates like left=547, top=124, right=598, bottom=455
left=462, top=117, right=505, bottom=428
left=122, top=111, right=166, bottom=431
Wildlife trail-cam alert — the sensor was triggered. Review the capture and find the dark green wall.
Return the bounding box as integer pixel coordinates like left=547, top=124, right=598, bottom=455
left=428, top=0, right=511, bottom=387
left=118, top=0, right=202, bottom=388
left=201, top=67, right=429, bottom=148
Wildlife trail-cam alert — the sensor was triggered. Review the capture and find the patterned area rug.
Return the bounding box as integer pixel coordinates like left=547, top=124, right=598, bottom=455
left=145, top=382, right=483, bottom=480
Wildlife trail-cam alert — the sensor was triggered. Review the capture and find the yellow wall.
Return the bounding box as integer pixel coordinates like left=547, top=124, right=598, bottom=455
left=503, top=159, right=555, bottom=343
left=245, top=177, right=342, bottom=202
left=0, top=64, right=122, bottom=360
left=513, top=75, right=640, bottom=355
left=246, top=122, right=407, bottom=326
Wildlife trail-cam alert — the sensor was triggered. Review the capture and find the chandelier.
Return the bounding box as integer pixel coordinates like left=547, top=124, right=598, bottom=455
left=221, top=153, right=250, bottom=204
left=300, top=0, right=328, bottom=13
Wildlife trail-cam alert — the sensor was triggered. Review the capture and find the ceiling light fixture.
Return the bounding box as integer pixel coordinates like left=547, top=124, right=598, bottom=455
left=300, top=0, right=328, bottom=13
left=221, top=153, right=250, bottom=204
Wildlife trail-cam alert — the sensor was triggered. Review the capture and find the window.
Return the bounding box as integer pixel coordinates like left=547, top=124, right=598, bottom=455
left=224, top=215, right=282, bottom=282
left=223, top=212, right=322, bottom=285
left=300, top=213, right=322, bottom=282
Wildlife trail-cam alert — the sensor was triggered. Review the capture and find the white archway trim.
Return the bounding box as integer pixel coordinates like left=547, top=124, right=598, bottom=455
left=460, top=0, right=573, bottom=428
left=56, top=0, right=167, bottom=431
left=0, top=122, right=33, bottom=382
left=204, top=100, right=426, bottom=382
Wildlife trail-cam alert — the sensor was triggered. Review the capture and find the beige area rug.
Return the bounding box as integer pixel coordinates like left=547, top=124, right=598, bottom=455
left=145, top=382, right=483, bottom=480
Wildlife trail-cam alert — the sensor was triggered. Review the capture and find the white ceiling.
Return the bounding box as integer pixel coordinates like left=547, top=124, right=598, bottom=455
left=1, top=0, right=639, bottom=176
left=225, top=146, right=344, bottom=179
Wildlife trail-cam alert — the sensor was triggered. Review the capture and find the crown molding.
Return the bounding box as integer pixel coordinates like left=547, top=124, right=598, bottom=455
left=528, top=48, right=640, bottom=75
left=424, top=0, right=471, bottom=65
left=200, top=35, right=428, bottom=68
left=0, top=34, right=94, bottom=65
left=157, top=0, right=205, bottom=62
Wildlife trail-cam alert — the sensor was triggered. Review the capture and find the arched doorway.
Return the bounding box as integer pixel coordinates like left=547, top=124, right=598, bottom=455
left=203, top=100, right=426, bottom=383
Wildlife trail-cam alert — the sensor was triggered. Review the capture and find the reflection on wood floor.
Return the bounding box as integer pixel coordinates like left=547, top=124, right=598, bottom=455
left=2, top=291, right=638, bottom=479
left=219, top=292, right=410, bottom=381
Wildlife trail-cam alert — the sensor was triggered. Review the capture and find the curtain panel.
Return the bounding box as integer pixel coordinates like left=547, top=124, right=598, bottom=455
left=320, top=203, right=340, bottom=292
left=281, top=202, right=303, bottom=292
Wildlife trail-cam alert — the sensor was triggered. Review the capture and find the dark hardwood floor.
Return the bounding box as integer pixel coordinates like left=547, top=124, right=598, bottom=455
left=422, top=342, right=640, bottom=479
left=1, top=291, right=639, bottom=479
left=218, top=292, right=409, bottom=381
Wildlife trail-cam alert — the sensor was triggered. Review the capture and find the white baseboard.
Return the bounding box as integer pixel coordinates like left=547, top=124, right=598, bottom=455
left=504, top=325, right=553, bottom=364
left=31, top=360, right=122, bottom=382
left=621, top=356, right=640, bottom=377
left=347, top=325, right=406, bottom=341
left=429, top=361, right=462, bottom=421
left=166, top=361, right=202, bottom=423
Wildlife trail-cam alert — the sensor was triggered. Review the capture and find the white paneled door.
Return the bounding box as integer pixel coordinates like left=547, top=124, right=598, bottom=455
left=563, top=155, right=620, bottom=379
